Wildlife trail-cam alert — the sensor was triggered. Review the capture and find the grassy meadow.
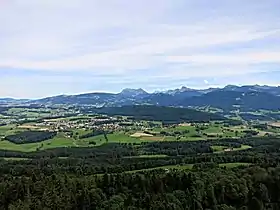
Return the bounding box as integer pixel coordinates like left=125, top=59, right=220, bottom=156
left=0, top=118, right=279, bottom=153
left=126, top=162, right=251, bottom=173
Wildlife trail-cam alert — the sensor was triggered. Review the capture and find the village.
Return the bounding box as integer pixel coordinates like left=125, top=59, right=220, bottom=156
left=34, top=115, right=153, bottom=133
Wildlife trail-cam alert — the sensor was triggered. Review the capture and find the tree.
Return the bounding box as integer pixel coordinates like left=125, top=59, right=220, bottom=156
left=104, top=133, right=109, bottom=144
left=249, top=197, right=263, bottom=210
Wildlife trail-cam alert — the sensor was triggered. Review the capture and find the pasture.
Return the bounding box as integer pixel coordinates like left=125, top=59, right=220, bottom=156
left=126, top=162, right=251, bottom=173
left=219, top=162, right=251, bottom=168
left=123, top=154, right=168, bottom=159
left=126, top=164, right=194, bottom=173
left=0, top=118, right=278, bottom=152
left=211, top=145, right=252, bottom=153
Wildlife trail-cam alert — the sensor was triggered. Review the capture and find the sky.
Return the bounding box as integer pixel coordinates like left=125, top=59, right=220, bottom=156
left=1, top=0, right=280, bottom=98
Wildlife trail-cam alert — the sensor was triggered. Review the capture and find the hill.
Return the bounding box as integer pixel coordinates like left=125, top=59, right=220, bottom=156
left=180, top=90, right=280, bottom=111
left=4, top=85, right=280, bottom=111
left=223, top=84, right=280, bottom=95
left=119, top=88, right=148, bottom=97
left=90, top=105, right=225, bottom=123
left=36, top=93, right=118, bottom=106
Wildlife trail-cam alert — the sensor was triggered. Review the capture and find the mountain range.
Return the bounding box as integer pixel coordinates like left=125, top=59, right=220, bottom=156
left=1, top=85, right=280, bottom=111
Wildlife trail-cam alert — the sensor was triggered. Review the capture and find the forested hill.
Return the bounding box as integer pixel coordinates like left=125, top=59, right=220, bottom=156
left=84, top=105, right=225, bottom=123
left=26, top=85, right=280, bottom=111
left=180, top=90, right=280, bottom=111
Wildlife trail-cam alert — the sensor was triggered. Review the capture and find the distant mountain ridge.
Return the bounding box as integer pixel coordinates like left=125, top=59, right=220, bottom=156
left=119, top=88, right=148, bottom=97
left=180, top=90, right=280, bottom=111
left=0, top=98, right=30, bottom=104
left=2, top=85, right=280, bottom=111
left=223, top=85, right=280, bottom=95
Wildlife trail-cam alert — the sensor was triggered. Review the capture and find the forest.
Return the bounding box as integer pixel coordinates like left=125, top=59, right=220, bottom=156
left=87, top=105, right=226, bottom=123
left=1, top=165, right=279, bottom=210
left=79, top=130, right=113, bottom=139
left=0, top=136, right=280, bottom=209
left=5, top=131, right=57, bottom=144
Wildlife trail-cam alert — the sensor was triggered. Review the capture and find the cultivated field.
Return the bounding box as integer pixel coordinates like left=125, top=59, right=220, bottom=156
left=0, top=119, right=277, bottom=152
left=1, top=108, right=280, bottom=153
left=126, top=162, right=251, bottom=173
left=270, top=122, right=280, bottom=128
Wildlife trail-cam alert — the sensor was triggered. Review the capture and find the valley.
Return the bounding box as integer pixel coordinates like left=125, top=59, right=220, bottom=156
left=1, top=85, right=280, bottom=209
left=1, top=101, right=280, bottom=153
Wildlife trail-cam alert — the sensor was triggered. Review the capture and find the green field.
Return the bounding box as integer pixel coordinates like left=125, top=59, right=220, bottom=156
left=126, top=162, right=251, bottom=173
left=211, top=145, right=225, bottom=152
left=0, top=131, right=75, bottom=152
left=211, top=144, right=252, bottom=153
left=0, top=134, right=74, bottom=152
left=0, top=125, right=18, bottom=136
left=0, top=116, right=277, bottom=152
left=124, top=154, right=168, bottom=159
left=203, top=126, right=222, bottom=133
left=126, top=164, right=194, bottom=173
left=151, top=123, right=252, bottom=140
left=219, top=162, right=251, bottom=168
left=41, top=134, right=75, bottom=149
left=0, top=124, right=256, bottom=152
left=77, top=132, right=144, bottom=146
left=0, top=140, right=41, bottom=152
left=0, top=130, right=146, bottom=152
left=2, top=157, right=30, bottom=161
left=6, top=108, right=51, bottom=118
left=45, top=115, right=92, bottom=122
left=232, top=145, right=252, bottom=151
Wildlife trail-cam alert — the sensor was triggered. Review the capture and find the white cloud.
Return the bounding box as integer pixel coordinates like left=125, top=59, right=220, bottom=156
left=1, top=28, right=279, bottom=72
left=1, top=0, right=280, bottom=70
left=167, top=51, right=280, bottom=65
left=1, top=0, right=280, bottom=97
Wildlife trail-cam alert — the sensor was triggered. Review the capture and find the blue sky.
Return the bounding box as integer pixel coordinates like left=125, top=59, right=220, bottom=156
left=1, top=0, right=280, bottom=98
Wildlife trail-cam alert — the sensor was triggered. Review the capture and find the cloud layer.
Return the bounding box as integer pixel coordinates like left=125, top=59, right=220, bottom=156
left=1, top=0, right=280, bottom=98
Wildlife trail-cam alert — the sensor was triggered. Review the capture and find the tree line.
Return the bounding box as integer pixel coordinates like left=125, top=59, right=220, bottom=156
left=5, top=131, right=56, bottom=144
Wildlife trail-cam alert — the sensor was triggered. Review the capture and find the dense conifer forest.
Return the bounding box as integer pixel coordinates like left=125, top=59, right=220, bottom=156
left=0, top=137, right=280, bottom=209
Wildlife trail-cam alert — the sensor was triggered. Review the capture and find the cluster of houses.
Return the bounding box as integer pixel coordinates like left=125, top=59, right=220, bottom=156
left=35, top=116, right=148, bottom=132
